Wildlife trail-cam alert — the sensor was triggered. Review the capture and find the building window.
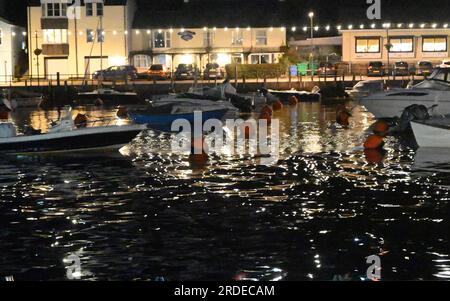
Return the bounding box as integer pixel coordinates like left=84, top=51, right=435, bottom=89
left=231, top=30, right=243, bottom=45
left=153, top=31, right=171, bottom=48
left=250, top=54, right=271, bottom=64
left=87, top=29, right=95, bottom=43
left=43, top=29, right=68, bottom=44
left=389, top=37, right=414, bottom=52
left=203, top=31, right=215, bottom=47
left=133, top=55, right=151, bottom=68
left=97, top=30, right=104, bottom=43
left=86, top=3, right=94, bottom=16
left=256, top=30, right=267, bottom=45
left=423, top=37, right=447, bottom=52
left=42, top=1, right=67, bottom=18
left=96, top=2, right=104, bottom=16
left=355, top=37, right=380, bottom=53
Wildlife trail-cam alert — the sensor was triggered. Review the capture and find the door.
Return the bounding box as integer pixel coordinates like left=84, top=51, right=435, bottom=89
left=45, top=58, right=70, bottom=80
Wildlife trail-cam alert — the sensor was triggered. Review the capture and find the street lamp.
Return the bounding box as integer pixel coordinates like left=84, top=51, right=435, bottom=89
left=308, top=12, right=314, bottom=75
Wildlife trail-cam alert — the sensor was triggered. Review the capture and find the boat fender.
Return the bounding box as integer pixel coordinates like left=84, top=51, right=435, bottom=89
left=372, top=120, right=390, bottom=136
left=117, top=106, right=128, bottom=119
left=259, top=111, right=272, bottom=126
left=364, top=134, right=385, bottom=150
left=74, top=114, right=88, bottom=128
left=261, top=105, right=273, bottom=116
left=273, top=100, right=283, bottom=111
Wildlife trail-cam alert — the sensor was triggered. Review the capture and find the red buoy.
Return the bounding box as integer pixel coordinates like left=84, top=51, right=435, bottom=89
left=259, top=111, right=272, bottom=125
left=372, top=120, right=390, bottom=136
left=289, top=95, right=299, bottom=106
left=261, top=105, right=273, bottom=116
left=364, top=149, right=385, bottom=164
left=273, top=100, right=283, bottom=111
left=364, top=134, right=384, bottom=149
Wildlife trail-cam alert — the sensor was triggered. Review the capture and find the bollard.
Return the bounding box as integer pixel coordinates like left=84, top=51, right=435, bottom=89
left=56, top=72, right=60, bottom=86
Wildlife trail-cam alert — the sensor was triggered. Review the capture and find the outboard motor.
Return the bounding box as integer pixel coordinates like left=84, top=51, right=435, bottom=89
left=399, top=104, right=430, bottom=131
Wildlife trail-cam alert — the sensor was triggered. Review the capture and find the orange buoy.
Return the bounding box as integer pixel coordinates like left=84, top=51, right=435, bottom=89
left=372, top=120, right=390, bottom=136
left=259, top=111, right=272, bottom=125
left=242, top=122, right=256, bottom=139
left=364, top=134, right=384, bottom=150
left=272, top=100, right=283, bottom=111
left=117, top=106, right=128, bottom=119
left=289, top=95, right=299, bottom=106
left=74, top=113, right=88, bottom=128
left=261, top=105, right=273, bottom=116
left=189, top=152, right=209, bottom=165
left=364, top=149, right=386, bottom=164
left=0, top=110, right=9, bottom=120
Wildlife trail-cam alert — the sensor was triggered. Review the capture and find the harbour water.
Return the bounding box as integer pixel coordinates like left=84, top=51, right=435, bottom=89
left=0, top=101, right=449, bottom=281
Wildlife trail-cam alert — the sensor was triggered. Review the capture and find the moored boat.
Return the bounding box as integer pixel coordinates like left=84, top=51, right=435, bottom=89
left=411, top=117, right=450, bottom=148
left=75, top=88, right=142, bottom=106
left=0, top=109, right=146, bottom=154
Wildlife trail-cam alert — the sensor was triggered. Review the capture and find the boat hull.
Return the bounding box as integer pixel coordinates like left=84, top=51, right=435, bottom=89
left=130, top=109, right=228, bottom=132
left=0, top=125, right=145, bottom=154
left=411, top=121, right=450, bottom=148
left=75, top=94, right=142, bottom=106
left=360, top=90, right=450, bottom=118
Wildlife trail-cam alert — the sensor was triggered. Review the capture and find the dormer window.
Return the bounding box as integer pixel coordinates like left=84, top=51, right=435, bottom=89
left=41, top=1, right=68, bottom=18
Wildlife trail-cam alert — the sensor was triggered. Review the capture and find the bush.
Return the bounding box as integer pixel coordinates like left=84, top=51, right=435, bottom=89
left=225, top=64, right=286, bottom=79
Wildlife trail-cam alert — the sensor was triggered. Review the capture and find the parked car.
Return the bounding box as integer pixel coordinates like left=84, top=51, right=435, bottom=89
left=392, top=61, right=412, bottom=76
left=140, top=64, right=171, bottom=80
left=93, top=65, right=138, bottom=81
left=203, top=63, right=225, bottom=80
left=317, top=62, right=337, bottom=77
left=174, top=64, right=199, bottom=80
left=416, top=61, right=434, bottom=76
left=367, top=61, right=385, bottom=77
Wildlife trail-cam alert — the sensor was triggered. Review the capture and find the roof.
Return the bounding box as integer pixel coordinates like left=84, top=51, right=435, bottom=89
left=133, top=0, right=292, bottom=29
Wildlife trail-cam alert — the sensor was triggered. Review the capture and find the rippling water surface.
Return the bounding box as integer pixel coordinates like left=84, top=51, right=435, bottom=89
left=0, top=101, right=449, bottom=281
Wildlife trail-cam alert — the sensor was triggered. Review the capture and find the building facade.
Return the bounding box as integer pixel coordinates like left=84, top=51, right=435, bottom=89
left=0, top=17, right=26, bottom=82
left=130, top=27, right=287, bottom=72
left=342, top=27, right=450, bottom=72
left=27, top=0, right=136, bottom=79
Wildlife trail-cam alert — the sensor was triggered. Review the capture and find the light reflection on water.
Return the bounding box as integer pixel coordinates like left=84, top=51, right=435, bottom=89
left=0, top=101, right=449, bottom=281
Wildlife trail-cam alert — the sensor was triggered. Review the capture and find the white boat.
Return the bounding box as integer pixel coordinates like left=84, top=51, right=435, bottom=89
left=360, top=68, right=450, bottom=118
left=411, top=117, right=450, bottom=148
left=1, top=89, right=44, bottom=110
left=76, top=88, right=141, bottom=106
left=0, top=107, right=146, bottom=154
left=347, top=80, right=384, bottom=99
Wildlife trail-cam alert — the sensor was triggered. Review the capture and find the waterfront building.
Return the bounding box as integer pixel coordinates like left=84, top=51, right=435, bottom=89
left=341, top=26, right=450, bottom=73
left=27, top=0, right=136, bottom=79
left=0, top=16, right=27, bottom=82
left=130, top=0, right=288, bottom=72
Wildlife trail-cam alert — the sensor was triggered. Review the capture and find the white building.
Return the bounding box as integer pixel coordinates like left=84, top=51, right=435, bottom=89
left=0, top=17, right=26, bottom=83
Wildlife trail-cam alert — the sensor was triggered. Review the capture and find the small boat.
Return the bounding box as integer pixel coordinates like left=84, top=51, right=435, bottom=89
left=0, top=108, right=145, bottom=154
left=347, top=80, right=385, bottom=99
left=263, top=88, right=321, bottom=103
left=129, top=104, right=228, bottom=132
left=1, top=89, right=44, bottom=110
left=75, top=88, right=142, bottom=106
left=411, top=117, right=450, bottom=148
left=361, top=68, right=450, bottom=118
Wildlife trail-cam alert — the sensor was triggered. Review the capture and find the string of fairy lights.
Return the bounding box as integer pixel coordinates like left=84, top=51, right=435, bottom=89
left=6, top=22, right=450, bottom=38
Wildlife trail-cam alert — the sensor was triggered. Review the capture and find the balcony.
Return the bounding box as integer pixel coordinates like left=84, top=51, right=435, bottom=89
left=42, top=44, right=69, bottom=56
left=41, top=18, right=68, bottom=29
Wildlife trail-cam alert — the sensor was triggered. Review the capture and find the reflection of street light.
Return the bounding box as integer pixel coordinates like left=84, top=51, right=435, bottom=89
left=308, top=12, right=314, bottom=75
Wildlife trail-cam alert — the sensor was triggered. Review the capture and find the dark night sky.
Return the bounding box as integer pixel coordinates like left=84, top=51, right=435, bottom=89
left=2, top=0, right=450, bottom=27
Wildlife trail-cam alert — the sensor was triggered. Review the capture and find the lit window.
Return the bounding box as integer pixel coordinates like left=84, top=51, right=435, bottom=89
left=231, top=30, right=243, bottom=45
left=87, top=29, right=94, bottom=43
left=153, top=31, right=171, bottom=48
left=355, top=37, right=380, bottom=53
left=43, top=2, right=67, bottom=18
left=423, top=37, right=447, bottom=52
left=43, top=29, right=68, bottom=44
left=133, top=55, right=151, bottom=68
left=256, top=30, right=267, bottom=45
left=389, top=37, right=414, bottom=52
left=97, top=30, right=104, bottom=43
left=250, top=54, right=271, bottom=64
